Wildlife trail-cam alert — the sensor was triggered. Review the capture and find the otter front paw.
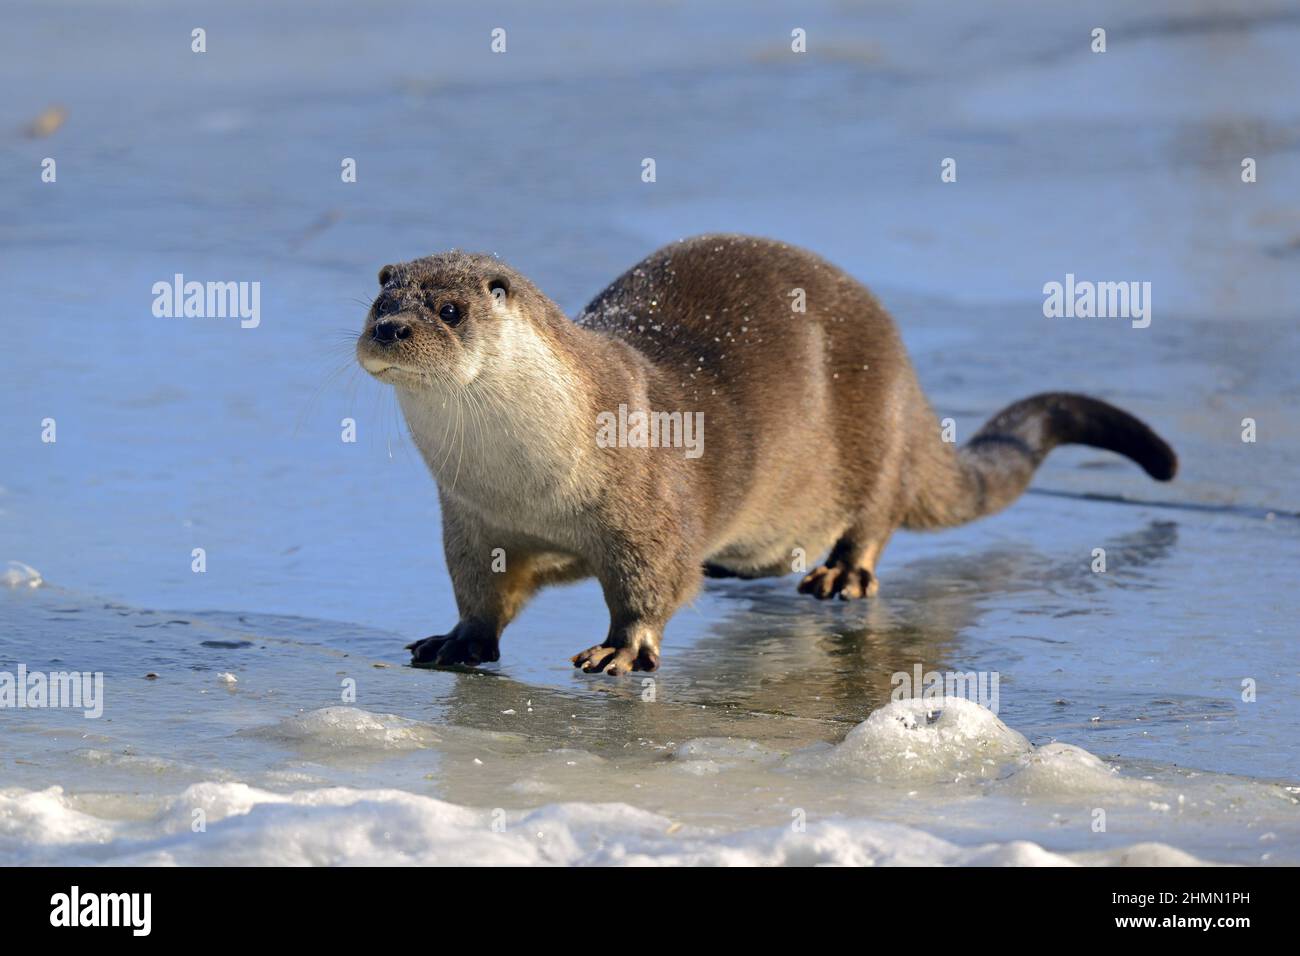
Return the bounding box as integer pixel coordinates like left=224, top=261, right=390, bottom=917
left=570, top=636, right=660, bottom=676
left=797, top=563, right=879, bottom=600
left=407, top=631, right=500, bottom=668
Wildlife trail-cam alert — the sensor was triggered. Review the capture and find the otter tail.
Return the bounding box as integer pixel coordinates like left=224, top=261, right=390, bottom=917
left=902, top=392, right=1177, bottom=530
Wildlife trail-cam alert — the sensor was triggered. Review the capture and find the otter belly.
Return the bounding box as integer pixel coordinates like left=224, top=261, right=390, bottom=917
left=703, top=513, right=845, bottom=579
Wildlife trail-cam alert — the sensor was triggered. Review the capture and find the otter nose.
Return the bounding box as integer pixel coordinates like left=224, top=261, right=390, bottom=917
left=372, top=318, right=412, bottom=344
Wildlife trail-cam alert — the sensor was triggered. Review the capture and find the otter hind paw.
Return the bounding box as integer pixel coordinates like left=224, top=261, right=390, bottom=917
left=570, top=642, right=659, bottom=676
left=797, top=563, right=879, bottom=601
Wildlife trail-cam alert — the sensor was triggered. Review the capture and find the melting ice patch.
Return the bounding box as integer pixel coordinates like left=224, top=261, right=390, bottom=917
left=670, top=737, right=783, bottom=775
left=790, top=698, right=1164, bottom=801
left=242, top=706, right=442, bottom=752
left=793, top=697, right=1031, bottom=782
left=2, top=562, right=42, bottom=589
left=998, top=742, right=1150, bottom=799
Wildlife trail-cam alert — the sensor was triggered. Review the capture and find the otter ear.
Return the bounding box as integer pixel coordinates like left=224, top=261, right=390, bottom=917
left=378, top=265, right=395, bottom=286
left=488, top=277, right=510, bottom=302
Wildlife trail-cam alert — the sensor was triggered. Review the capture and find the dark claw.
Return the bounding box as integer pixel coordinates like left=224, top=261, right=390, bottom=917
left=410, top=632, right=499, bottom=669
left=409, top=635, right=451, bottom=665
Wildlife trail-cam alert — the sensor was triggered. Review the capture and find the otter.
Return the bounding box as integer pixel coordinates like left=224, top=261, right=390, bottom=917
left=355, top=234, right=1176, bottom=675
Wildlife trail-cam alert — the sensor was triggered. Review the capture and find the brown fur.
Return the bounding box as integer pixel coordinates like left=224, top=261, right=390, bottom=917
left=356, top=234, right=1177, bottom=674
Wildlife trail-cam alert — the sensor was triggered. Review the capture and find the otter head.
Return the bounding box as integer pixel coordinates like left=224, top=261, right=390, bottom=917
left=356, top=251, right=525, bottom=389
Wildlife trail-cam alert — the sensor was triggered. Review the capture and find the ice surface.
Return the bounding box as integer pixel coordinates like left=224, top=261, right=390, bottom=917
left=244, top=706, right=443, bottom=752
left=1, top=601, right=1294, bottom=866
left=2, top=0, right=1298, bottom=866
left=0, top=722, right=1225, bottom=865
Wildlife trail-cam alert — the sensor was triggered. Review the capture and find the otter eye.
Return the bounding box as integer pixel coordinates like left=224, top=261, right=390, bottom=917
left=438, top=302, right=461, bottom=325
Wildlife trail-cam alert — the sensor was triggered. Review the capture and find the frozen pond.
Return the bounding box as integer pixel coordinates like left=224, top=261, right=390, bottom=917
left=2, top=0, right=1297, bottom=864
